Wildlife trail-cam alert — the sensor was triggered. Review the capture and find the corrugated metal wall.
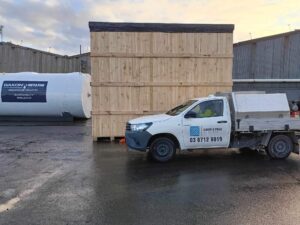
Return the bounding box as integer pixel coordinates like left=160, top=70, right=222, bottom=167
left=233, top=30, right=300, bottom=79
left=233, top=30, right=300, bottom=101
left=233, top=82, right=300, bottom=101
left=0, top=42, right=91, bottom=74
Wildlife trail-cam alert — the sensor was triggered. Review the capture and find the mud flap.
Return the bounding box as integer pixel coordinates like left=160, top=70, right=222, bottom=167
left=289, top=133, right=300, bottom=154
left=293, top=144, right=299, bottom=154
left=290, top=133, right=300, bottom=155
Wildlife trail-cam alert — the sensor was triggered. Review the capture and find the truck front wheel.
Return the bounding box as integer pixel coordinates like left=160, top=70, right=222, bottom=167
left=149, top=137, right=176, bottom=163
left=267, top=134, right=292, bottom=159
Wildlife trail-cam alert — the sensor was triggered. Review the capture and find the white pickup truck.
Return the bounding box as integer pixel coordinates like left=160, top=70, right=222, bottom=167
left=125, top=92, right=300, bottom=162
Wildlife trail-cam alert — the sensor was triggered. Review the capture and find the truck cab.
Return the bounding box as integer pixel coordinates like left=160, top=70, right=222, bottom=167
left=126, top=96, right=232, bottom=162
left=126, top=92, right=300, bottom=162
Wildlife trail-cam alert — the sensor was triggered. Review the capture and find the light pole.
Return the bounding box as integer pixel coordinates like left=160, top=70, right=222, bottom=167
left=0, top=25, right=3, bottom=42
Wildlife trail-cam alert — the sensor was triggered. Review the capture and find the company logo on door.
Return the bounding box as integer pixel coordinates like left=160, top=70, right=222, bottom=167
left=1, top=81, right=48, bottom=102
left=190, top=126, right=201, bottom=136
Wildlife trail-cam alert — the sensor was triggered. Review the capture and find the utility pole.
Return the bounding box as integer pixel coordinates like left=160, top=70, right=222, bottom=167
left=249, top=32, right=252, bottom=40
left=0, top=25, right=3, bottom=42
left=80, top=44, right=82, bottom=72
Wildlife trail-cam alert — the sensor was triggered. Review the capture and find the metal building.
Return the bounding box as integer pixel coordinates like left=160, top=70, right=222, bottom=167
left=0, top=42, right=91, bottom=74
left=233, top=30, right=300, bottom=101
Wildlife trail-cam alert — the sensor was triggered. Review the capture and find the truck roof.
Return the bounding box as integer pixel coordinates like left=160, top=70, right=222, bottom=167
left=191, top=95, right=223, bottom=101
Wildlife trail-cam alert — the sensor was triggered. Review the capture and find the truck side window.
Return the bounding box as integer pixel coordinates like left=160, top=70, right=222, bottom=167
left=188, top=100, right=224, bottom=118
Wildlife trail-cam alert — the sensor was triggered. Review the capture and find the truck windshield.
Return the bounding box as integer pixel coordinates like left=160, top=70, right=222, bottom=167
left=166, top=100, right=197, bottom=116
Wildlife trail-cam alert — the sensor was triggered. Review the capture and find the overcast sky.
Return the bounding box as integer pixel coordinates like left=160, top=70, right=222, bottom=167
left=0, top=0, right=299, bottom=55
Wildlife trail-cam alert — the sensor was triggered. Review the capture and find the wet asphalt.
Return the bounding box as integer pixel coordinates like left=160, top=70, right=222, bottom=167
left=0, top=120, right=300, bottom=225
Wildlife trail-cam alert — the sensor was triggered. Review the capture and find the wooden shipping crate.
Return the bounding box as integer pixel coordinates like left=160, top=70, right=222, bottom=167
left=89, top=22, right=234, bottom=140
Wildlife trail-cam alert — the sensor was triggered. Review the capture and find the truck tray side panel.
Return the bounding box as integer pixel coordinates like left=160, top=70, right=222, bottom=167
left=237, top=118, right=300, bottom=132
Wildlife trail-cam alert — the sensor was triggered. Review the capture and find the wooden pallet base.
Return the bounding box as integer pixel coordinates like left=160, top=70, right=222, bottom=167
left=93, top=136, right=125, bottom=142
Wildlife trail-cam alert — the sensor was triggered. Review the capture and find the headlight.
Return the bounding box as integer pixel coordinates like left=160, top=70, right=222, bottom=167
left=130, top=123, right=152, bottom=132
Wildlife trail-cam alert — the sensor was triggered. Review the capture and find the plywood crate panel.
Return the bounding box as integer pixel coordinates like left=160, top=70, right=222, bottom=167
left=89, top=22, right=234, bottom=139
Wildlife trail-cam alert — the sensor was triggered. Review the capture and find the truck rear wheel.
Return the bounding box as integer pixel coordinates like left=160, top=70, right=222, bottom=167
left=267, top=134, right=292, bottom=159
left=149, top=137, right=176, bottom=163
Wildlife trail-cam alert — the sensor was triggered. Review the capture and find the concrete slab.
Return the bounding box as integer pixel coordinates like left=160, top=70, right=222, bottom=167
left=0, top=120, right=300, bottom=224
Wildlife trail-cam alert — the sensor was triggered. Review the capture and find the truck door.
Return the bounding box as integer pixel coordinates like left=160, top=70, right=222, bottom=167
left=182, top=99, right=231, bottom=149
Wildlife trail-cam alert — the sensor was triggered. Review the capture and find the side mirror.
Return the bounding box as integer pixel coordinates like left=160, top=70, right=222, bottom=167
left=184, top=111, right=197, bottom=119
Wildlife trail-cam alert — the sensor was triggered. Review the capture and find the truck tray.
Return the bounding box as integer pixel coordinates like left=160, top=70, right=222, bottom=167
left=236, top=118, right=300, bottom=132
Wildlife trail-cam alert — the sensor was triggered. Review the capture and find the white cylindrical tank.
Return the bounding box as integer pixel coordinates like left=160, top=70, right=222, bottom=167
left=0, top=72, right=91, bottom=119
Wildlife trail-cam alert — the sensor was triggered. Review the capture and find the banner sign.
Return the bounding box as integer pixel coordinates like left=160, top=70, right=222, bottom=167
left=1, top=81, right=48, bottom=102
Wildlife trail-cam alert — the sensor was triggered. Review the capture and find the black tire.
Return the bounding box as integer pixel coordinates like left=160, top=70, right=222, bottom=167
left=149, top=137, right=176, bottom=163
left=267, top=135, right=293, bottom=159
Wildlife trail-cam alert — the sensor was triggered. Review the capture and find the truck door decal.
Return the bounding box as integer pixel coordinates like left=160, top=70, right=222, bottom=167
left=189, top=127, right=224, bottom=143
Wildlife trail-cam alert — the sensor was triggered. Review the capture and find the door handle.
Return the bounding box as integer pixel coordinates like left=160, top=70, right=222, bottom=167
left=217, top=120, right=227, bottom=123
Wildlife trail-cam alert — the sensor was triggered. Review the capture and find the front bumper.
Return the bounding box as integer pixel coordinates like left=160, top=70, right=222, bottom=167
left=125, top=130, right=152, bottom=151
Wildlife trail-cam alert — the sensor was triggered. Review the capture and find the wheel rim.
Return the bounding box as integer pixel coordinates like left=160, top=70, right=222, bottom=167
left=272, top=139, right=290, bottom=157
left=156, top=143, right=170, bottom=157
